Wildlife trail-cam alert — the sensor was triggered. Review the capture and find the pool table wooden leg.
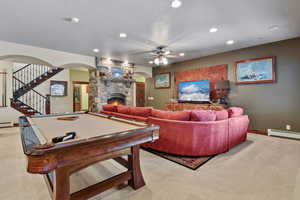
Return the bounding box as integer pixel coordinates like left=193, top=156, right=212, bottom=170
left=53, top=167, right=70, bottom=200
left=128, top=145, right=145, bottom=189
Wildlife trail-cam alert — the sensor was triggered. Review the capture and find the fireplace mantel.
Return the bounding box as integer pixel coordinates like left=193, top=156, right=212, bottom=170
left=100, top=77, right=135, bottom=88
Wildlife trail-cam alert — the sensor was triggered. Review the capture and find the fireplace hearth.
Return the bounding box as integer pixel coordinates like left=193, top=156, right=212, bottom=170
left=107, top=93, right=126, bottom=105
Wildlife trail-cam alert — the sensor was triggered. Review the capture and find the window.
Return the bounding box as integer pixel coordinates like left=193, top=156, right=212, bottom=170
left=0, top=72, right=7, bottom=107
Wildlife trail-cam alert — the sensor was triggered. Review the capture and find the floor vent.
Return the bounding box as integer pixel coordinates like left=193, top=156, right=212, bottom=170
left=0, top=122, right=13, bottom=128
left=268, top=129, right=300, bottom=140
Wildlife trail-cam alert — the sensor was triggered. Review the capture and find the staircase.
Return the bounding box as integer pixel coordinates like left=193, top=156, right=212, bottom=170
left=11, top=64, right=64, bottom=116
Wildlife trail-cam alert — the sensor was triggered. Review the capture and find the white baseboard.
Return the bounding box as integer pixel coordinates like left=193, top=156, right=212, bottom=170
left=267, top=129, right=300, bottom=140
left=0, top=121, right=14, bottom=128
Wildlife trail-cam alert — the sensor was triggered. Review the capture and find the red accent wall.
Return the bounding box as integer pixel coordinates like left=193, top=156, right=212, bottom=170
left=175, top=64, right=228, bottom=99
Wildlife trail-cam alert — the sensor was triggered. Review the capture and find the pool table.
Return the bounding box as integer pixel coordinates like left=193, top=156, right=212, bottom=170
left=19, top=112, right=159, bottom=200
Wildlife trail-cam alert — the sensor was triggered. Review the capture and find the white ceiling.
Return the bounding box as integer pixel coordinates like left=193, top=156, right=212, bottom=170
left=0, top=0, right=299, bottom=66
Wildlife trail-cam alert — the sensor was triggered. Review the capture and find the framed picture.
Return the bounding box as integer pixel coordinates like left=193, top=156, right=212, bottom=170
left=235, top=56, right=276, bottom=84
left=155, top=72, right=171, bottom=89
left=50, top=81, right=68, bottom=97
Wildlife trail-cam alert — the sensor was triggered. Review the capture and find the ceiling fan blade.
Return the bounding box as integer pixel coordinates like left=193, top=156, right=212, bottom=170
left=166, top=55, right=178, bottom=58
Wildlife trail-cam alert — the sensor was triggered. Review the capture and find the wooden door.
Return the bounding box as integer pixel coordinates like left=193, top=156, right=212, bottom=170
left=136, top=82, right=145, bottom=107
left=73, top=85, right=81, bottom=112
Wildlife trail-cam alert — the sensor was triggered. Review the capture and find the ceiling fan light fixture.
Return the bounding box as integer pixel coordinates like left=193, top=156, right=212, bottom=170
left=162, top=57, right=168, bottom=65
left=171, top=0, right=182, bottom=8
left=179, top=53, right=185, bottom=56
left=154, top=58, right=160, bottom=66
left=123, top=60, right=129, bottom=66
left=165, top=50, right=171, bottom=55
left=153, top=56, right=169, bottom=66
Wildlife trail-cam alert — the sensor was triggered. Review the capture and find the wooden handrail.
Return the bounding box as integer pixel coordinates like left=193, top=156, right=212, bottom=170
left=13, top=64, right=31, bottom=74
left=13, top=76, right=47, bottom=100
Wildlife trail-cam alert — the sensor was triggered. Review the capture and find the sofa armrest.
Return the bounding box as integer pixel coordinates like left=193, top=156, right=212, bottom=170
left=228, top=115, right=249, bottom=148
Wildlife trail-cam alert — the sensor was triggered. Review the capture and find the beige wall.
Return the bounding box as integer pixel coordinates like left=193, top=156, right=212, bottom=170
left=147, top=38, right=300, bottom=132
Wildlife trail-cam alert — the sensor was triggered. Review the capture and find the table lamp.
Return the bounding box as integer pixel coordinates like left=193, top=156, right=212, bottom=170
left=214, top=80, right=230, bottom=104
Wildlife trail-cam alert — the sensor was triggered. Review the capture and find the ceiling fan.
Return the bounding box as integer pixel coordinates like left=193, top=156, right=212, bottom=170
left=132, top=46, right=179, bottom=66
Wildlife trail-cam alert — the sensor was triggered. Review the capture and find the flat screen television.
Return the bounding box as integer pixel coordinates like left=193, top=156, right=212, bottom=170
left=178, top=80, right=210, bottom=103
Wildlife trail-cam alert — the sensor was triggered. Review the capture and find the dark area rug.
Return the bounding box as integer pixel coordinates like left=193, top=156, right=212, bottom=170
left=142, top=148, right=215, bottom=170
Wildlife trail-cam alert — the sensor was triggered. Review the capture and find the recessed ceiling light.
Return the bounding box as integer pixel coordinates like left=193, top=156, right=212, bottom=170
left=209, top=27, right=218, bottom=33
left=149, top=61, right=154, bottom=64
left=171, top=0, right=182, bottom=8
left=269, top=25, right=279, bottom=31
left=63, top=17, right=80, bottom=23
left=226, top=40, right=235, bottom=45
left=179, top=53, right=185, bottom=56
left=120, top=33, right=127, bottom=38
left=123, top=60, right=129, bottom=65
left=93, top=48, right=99, bottom=53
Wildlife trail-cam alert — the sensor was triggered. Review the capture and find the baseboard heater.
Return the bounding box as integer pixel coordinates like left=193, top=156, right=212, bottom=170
left=268, top=129, right=300, bottom=140
left=0, top=122, right=13, bottom=128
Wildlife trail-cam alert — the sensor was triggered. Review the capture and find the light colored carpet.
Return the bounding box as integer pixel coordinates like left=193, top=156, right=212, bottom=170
left=0, top=127, right=299, bottom=200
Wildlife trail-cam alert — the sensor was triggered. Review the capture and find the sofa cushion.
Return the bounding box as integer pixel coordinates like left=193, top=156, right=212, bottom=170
left=151, top=109, right=190, bottom=121
left=228, top=107, right=244, bottom=118
left=130, top=115, right=148, bottom=122
left=191, top=110, right=217, bottom=121
left=117, top=105, right=131, bottom=114
left=130, top=107, right=152, bottom=117
left=100, top=110, right=115, bottom=115
left=216, top=110, right=229, bottom=121
left=102, top=104, right=117, bottom=112
left=111, top=112, right=147, bottom=122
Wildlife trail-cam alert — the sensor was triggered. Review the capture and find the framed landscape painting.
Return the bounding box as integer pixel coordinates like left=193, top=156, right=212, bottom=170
left=155, top=72, right=171, bottom=89
left=235, top=56, right=276, bottom=84
left=50, top=81, right=68, bottom=96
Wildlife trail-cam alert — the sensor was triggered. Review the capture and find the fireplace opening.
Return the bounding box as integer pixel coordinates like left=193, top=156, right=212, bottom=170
left=107, top=93, right=126, bottom=105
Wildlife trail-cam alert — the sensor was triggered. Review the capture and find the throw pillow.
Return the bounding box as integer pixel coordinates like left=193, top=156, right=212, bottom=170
left=190, top=110, right=217, bottom=121
left=228, top=107, right=244, bottom=118
left=151, top=109, right=191, bottom=121
left=215, top=110, right=229, bottom=121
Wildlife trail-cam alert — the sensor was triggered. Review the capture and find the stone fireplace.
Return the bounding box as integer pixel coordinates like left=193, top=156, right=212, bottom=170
left=89, top=69, right=135, bottom=112
left=107, top=93, right=126, bottom=105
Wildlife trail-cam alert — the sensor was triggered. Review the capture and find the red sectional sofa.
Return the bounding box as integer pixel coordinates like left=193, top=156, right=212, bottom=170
left=100, top=104, right=249, bottom=156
